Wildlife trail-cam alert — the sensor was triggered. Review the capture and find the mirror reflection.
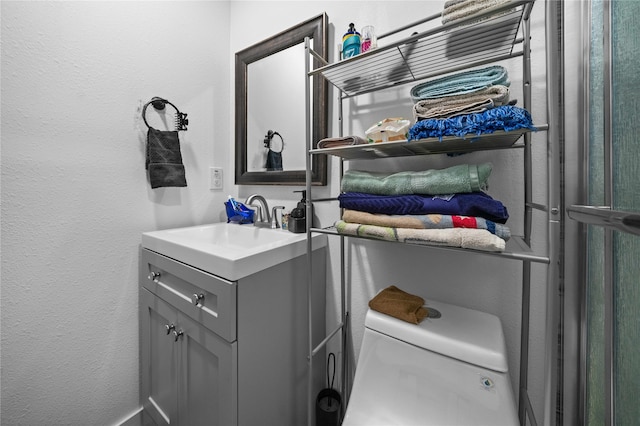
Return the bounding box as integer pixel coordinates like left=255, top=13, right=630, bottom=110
left=235, top=13, right=328, bottom=186
left=246, top=43, right=306, bottom=172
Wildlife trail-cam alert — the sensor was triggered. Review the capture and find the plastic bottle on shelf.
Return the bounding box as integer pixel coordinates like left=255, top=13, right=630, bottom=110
left=361, top=25, right=377, bottom=53
left=342, top=23, right=361, bottom=59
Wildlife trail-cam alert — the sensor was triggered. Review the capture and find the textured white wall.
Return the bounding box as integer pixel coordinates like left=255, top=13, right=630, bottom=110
left=1, top=2, right=231, bottom=425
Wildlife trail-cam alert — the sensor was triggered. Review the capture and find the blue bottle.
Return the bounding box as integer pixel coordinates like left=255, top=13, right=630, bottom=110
left=342, top=23, right=361, bottom=59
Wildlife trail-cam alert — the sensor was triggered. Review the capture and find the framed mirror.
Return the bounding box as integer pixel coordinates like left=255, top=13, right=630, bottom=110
left=235, top=13, right=328, bottom=185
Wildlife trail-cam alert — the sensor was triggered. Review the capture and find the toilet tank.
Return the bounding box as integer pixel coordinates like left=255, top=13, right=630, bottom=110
left=343, top=300, right=519, bottom=426
left=365, top=299, right=509, bottom=372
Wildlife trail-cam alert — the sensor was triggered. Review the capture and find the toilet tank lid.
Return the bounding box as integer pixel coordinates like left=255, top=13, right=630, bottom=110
left=365, top=299, right=509, bottom=372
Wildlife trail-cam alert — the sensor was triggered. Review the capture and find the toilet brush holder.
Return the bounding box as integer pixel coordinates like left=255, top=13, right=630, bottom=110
left=316, top=353, right=341, bottom=426
left=316, top=389, right=341, bottom=426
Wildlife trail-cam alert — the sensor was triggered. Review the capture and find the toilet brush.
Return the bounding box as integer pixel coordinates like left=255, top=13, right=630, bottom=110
left=316, top=352, right=341, bottom=426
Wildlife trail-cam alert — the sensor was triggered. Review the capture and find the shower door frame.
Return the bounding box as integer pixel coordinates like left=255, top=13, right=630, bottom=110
left=567, top=0, right=640, bottom=425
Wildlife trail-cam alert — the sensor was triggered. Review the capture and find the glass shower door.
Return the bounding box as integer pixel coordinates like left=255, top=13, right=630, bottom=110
left=568, top=0, right=640, bottom=424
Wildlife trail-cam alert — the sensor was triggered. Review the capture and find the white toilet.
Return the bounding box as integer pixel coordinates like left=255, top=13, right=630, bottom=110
left=342, top=299, right=519, bottom=426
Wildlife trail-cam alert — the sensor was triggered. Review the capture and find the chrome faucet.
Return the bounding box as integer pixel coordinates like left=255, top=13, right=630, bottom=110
left=244, top=194, right=284, bottom=229
left=245, top=194, right=270, bottom=226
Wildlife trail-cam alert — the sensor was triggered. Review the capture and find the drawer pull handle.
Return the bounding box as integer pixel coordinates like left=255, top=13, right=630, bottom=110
left=165, top=324, right=175, bottom=335
left=173, top=330, right=184, bottom=342
left=148, top=271, right=161, bottom=281
left=192, top=293, right=205, bottom=306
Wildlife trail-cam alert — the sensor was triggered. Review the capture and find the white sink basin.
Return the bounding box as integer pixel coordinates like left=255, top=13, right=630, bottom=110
left=142, top=222, right=327, bottom=280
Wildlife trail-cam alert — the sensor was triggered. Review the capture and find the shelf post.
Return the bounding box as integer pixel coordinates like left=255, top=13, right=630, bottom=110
left=304, top=36, right=314, bottom=426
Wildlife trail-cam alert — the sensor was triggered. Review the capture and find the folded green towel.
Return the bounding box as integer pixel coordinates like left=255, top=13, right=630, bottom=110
left=340, top=163, right=492, bottom=196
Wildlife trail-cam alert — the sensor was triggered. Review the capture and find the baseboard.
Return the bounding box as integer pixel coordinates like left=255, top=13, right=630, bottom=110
left=114, top=407, right=144, bottom=426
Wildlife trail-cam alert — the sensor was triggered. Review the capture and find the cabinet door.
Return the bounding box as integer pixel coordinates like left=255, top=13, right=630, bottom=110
left=140, top=289, right=179, bottom=426
left=177, top=312, right=238, bottom=426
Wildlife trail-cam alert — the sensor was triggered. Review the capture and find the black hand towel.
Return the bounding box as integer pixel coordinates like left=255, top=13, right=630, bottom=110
left=265, top=148, right=283, bottom=171
left=146, top=127, right=187, bottom=188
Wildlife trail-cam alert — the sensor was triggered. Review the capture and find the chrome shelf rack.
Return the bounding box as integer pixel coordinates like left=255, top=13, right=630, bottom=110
left=304, top=2, right=559, bottom=425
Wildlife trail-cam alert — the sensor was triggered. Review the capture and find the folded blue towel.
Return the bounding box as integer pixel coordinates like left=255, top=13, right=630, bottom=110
left=408, top=105, right=536, bottom=141
left=338, top=191, right=509, bottom=224
left=410, top=65, right=509, bottom=102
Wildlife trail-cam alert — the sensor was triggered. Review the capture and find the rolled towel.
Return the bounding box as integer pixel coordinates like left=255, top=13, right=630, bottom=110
left=317, top=135, right=368, bottom=149
left=369, top=286, right=429, bottom=324
left=338, top=191, right=510, bottom=224
left=342, top=209, right=511, bottom=240
left=146, top=127, right=187, bottom=188
left=408, top=105, right=536, bottom=141
left=340, top=163, right=492, bottom=196
left=335, top=220, right=506, bottom=252
left=413, top=85, right=510, bottom=120
left=409, top=65, right=509, bottom=102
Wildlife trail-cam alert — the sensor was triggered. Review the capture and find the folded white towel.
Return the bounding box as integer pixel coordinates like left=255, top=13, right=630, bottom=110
left=442, top=0, right=512, bottom=25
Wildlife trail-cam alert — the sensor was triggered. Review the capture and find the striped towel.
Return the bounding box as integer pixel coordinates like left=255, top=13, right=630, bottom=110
left=342, top=209, right=511, bottom=240
left=335, top=220, right=506, bottom=252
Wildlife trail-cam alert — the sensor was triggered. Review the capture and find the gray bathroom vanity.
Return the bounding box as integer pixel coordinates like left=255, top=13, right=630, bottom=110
left=139, top=223, right=327, bottom=425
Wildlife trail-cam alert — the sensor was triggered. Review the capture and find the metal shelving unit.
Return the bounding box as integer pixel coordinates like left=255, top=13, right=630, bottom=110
left=309, top=1, right=531, bottom=98
left=311, top=128, right=532, bottom=159
left=304, top=1, right=557, bottom=425
left=311, top=224, right=549, bottom=264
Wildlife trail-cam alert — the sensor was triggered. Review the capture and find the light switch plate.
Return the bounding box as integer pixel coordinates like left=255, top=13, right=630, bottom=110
left=210, top=167, right=223, bottom=190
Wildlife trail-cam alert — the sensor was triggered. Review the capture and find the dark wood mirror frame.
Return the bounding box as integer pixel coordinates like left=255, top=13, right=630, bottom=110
left=235, top=13, right=328, bottom=186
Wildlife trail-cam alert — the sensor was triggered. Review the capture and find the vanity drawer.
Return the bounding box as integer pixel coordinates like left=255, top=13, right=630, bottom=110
left=141, top=248, right=237, bottom=342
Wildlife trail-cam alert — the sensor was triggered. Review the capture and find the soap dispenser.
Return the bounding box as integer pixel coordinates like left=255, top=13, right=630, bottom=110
left=288, top=190, right=310, bottom=233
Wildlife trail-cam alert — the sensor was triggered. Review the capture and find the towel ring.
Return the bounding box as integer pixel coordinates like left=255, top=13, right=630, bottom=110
left=142, top=97, right=189, bottom=131
left=263, top=130, right=284, bottom=153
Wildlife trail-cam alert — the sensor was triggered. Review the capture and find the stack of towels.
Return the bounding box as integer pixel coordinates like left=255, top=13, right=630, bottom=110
left=441, top=0, right=513, bottom=26
left=408, top=65, right=536, bottom=141
left=336, top=162, right=511, bottom=253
